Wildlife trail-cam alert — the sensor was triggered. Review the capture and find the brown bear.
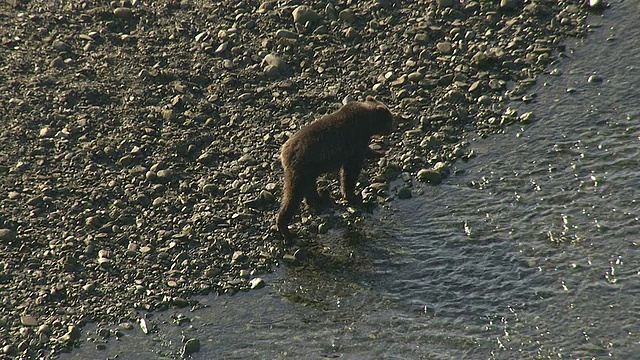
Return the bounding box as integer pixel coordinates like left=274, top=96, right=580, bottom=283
left=276, top=96, right=394, bottom=241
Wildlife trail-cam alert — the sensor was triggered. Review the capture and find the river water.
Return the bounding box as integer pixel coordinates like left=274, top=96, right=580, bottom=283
left=63, top=1, right=640, bottom=359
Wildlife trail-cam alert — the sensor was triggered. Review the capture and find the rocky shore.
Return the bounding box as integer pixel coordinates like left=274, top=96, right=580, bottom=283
left=0, top=0, right=598, bottom=357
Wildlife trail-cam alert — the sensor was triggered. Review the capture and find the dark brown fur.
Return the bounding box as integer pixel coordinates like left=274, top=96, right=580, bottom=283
left=276, top=96, right=394, bottom=240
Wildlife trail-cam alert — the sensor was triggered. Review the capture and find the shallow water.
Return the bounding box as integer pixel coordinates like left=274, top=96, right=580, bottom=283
left=63, top=1, right=640, bottom=359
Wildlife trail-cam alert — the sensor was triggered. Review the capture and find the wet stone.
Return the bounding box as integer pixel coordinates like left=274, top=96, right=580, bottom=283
left=182, top=338, right=200, bottom=356
left=396, top=186, right=412, bottom=199
left=588, top=74, right=604, bottom=83
left=417, top=168, right=442, bottom=184
left=250, top=277, right=265, bottom=289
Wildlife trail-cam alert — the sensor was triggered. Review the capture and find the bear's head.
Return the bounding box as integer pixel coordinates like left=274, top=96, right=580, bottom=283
left=365, top=96, right=394, bottom=136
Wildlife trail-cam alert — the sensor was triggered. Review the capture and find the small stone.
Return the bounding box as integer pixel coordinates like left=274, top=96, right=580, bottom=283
left=292, top=5, right=320, bottom=25
left=437, top=0, right=455, bottom=8
left=161, top=108, right=175, bottom=122
left=413, top=33, right=429, bottom=44
left=97, top=257, right=112, bottom=268
left=40, top=126, right=55, bottom=138
left=500, top=0, right=519, bottom=11
left=0, top=228, right=16, bottom=241
left=172, top=297, right=189, bottom=308
left=477, top=95, right=491, bottom=105
left=338, top=9, right=356, bottom=24
left=238, top=154, right=257, bottom=165
left=264, top=65, right=281, bottom=78
left=587, top=74, right=603, bottom=83
left=262, top=54, right=287, bottom=73
left=417, top=168, right=442, bottom=184
left=520, top=112, right=535, bottom=124
left=113, top=7, right=133, bottom=19
left=396, top=186, right=412, bottom=199
left=156, top=169, right=173, bottom=182
left=436, top=41, right=453, bottom=55
left=118, top=155, right=135, bottom=166
left=50, top=56, right=65, bottom=68
left=52, top=39, right=71, bottom=52
left=250, top=278, right=265, bottom=289
left=588, top=0, right=605, bottom=9
left=140, top=245, right=153, bottom=254
left=20, top=315, right=38, bottom=327
left=38, top=324, right=52, bottom=335
left=232, top=251, right=247, bottom=263
left=204, top=267, right=221, bottom=278
left=407, top=72, right=423, bottom=82
left=275, top=29, right=297, bottom=39
left=202, top=184, right=218, bottom=194
left=85, top=216, right=102, bottom=229
left=182, top=338, right=200, bottom=356
left=344, top=27, right=359, bottom=40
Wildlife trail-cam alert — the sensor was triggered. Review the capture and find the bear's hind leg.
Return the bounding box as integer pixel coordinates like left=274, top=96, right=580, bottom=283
left=303, top=180, right=325, bottom=211
left=276, top=172, right=305, bottom=241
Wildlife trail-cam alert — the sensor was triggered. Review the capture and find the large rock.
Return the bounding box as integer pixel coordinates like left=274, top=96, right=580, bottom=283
left=292, top=5, right=320, bottom=25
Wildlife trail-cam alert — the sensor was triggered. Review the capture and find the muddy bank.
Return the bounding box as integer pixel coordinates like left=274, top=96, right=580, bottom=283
left=0, top=0, right=598, bottom=357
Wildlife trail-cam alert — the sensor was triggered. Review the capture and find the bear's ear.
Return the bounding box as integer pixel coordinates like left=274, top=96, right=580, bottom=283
left=366, top=96, right=388, bottom=110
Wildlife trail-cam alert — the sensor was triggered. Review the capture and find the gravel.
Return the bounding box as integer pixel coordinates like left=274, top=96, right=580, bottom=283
left=0, top=0, right=594, bottom=357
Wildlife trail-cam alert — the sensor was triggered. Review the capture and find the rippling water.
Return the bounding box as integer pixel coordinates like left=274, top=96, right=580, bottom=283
left=63, top=2, right=640, bottom=359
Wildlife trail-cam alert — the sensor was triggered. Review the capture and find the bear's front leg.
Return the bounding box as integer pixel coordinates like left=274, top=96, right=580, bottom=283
left=340, top=160, right=364, bottom=204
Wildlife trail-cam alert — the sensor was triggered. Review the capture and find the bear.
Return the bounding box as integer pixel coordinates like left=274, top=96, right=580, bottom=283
left=276, top=96, right=394, bottom=241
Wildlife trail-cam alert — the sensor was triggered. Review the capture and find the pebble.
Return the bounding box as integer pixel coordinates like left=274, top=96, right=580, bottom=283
left=52, top=40, right=71, bottom=52
left=156, top=169, right=173, bottom=183
left=500, top=0, right=519, bottom=11
left=113, top=7, right=133, bottom=20
left=436, top=41, right=453, bottom=55
left=477, top=95, right=491, bottom=105
left=250, top=277, right=265, bottom=289
left=39, top=126, right=55, bottom=138
left=20, top=315, right=38, bottom=327
left=232, top=251, right=247, bottom=263
left=338, top=9, right=356, bottom=24
left=262, top=54, right=287, bottom=74
left=275, top=29, right=298, bottom=39
left=588, top=0, right=605, bottom=9
left=0, top=228, right=16, bottom=241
